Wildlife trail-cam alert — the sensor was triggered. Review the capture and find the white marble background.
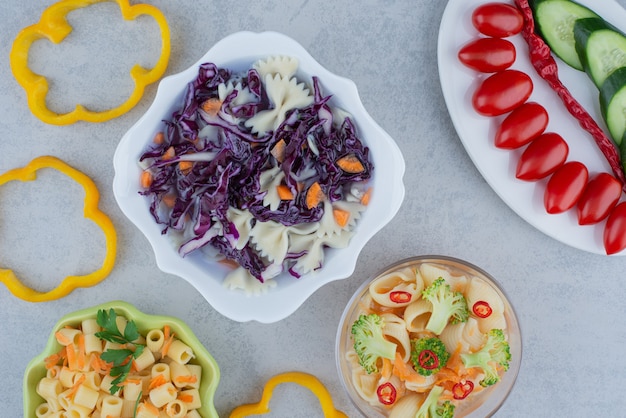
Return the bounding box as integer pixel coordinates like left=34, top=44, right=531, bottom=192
left=1, top=0, right=625, bottom=417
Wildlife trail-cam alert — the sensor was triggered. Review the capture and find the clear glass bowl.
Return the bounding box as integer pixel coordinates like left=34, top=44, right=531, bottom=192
left=336, top=255, right=521, bottom=417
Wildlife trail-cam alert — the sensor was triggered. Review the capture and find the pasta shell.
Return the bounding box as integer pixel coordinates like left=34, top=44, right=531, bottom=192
left=381, top=314, right=410, bottom=363
left=403, top=299, right=432, bottom=333
left=439, top=322, right=470, bottom=354
left=466, top=277, right=505, bottom=314
left=389, top=393, right=424, bottom=418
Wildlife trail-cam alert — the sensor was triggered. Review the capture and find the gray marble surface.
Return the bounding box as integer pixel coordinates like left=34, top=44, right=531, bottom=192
left=2, top=0, right=626, bottom=417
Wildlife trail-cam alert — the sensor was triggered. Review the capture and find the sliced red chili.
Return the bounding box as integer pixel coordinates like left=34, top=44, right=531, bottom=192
left=376, top=382, right=397, bottom=405
left=418, top=350, right=440, bottom=370
left=452, top=380, right=475, bottom=400
left=472, top=301, right=493, bottom=318
left=389, top=291, right=412, bottom=303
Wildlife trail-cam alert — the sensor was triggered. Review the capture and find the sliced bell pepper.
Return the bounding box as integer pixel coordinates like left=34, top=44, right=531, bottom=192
left=229, top=372, right=348, bottom=418
left=9, top=0, right=170, bottom=125
left=0, top=156, right=117, bottom=302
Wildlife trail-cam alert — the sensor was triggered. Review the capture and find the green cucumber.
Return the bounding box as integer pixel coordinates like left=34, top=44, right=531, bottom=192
left=599, top=66, right=626, bottom=146
left=528, top=0, right=599, bottom=70
left=574, top=18, right=626, bottom=88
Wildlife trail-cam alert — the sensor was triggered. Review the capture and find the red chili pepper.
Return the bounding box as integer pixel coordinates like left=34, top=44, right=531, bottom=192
left=376, top=382, right=397, bottom=405
left=514, top=0, right=626, bottom=190
left=418, top=349, right=440, bottom=370
left=452, top=380, right=474, bottom=400
left=389, top=291, right=412, bottom=303
left=472, top=301, right=493, bottom=318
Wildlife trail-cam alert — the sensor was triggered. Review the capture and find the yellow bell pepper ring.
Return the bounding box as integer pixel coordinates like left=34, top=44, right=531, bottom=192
left=9, top=0, right=171, bottom=125
left=229, top=372, right=348, bottom=418
left=0, top=156, right=117, bottom=302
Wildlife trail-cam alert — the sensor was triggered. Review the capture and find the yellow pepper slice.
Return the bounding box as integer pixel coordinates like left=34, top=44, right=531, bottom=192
left=229, top=372, right=348, bottom=418
left=9, top=0, right=170, bottom=125
left=0, top=156, right=117, bottom=302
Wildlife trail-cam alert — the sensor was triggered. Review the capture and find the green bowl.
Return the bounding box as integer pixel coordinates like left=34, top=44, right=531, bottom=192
left=23, top=301, right=220, bottom=417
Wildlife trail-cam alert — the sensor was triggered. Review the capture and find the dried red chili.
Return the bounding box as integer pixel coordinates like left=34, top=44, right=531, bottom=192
left=452, top=380, right=474, bottom=400
left=472, top=301, right=493, bottom=318
left=376, top=382, right=397, bottom=405
left=514, top=0, right=626, bottom=190
left=389, top=291, right=412, bottom=304
left=418, top=349, right=440, bottom=370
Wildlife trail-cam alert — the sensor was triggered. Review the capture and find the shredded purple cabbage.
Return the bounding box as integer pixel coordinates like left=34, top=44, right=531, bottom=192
left=139, top=61, right=373, bottom=282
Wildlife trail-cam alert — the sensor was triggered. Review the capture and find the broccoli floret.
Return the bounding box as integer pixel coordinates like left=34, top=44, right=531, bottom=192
left=411, top=337, right=450, bottom=376
left=422, top=277, right=469, bottom=335
left=415, top=385, right=455, bottom=418
left=351, top=313, right=397, bottom=374
left=460, top=328, right=511, bottom=387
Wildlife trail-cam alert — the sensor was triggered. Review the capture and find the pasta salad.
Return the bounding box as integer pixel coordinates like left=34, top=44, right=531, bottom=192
left=138, top=56, right=374, bottom=294
left=341, top=259, right=516, bottom=417
left=35, top=309, right=204, bottom=418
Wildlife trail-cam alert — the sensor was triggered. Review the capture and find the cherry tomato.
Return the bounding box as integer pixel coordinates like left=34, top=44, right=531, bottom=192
left=458, top=38, right=516, bottom=72
left=577, top=173, right=622, bottom=225
left=516, top=132, right=569, bottom=181
left=604, top=201, right=626, bottom=255
left=544, top=161, right=588, bottom=214
left=495, top=102, right=549, bottom=149
left=472, top=2, right=524, bottom=38
left=472, top=70, right=533, bottom=116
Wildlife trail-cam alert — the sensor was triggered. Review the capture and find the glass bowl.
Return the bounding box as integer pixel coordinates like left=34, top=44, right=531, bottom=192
left=336, top=255, right=521, bottom=417
left=23, top=301, right=220, bottom=418
left=112, top=31, right=405, bottom=323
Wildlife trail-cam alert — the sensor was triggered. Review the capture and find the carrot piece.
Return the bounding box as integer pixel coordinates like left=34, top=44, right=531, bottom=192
left=162, top=194, right=177, bottom=208
left=218, top=258, right=240, bottom=269
left=178, top=160, right=193, bottom=175
left=162, top=146, right=175, bottom=161
left=276, top=184, right=294, bottom=200
left=153, top=132, right=165, bottom=144
left=360, top=187, right=373, bottom=205
left=333, top=208, right=350, bottom=227
left=149, top=374, right=167, bottom=389
left=67, top=374, right=86, bottom=399
left=305, top=182, right=325, bottom=209
left=381, top=357, right=393, bottom=381
left=54, top=331, right=72, bottom=346
left=66, top=343, right=78, bottom=371
left=175, top=375, right=198, bottom=384
left=44, top=351, right=63, bottom=370
left=137, top=402, right=160, bottom=416
left=392, top=352, right=430, bottom=390
left=201, top=98, right=222, bottom=116
left=162, top=325, right=175, bottom=357
left=336, top=154, right=365, bottom=173
left=178, top=394, right=194, bottom=403
left=140, top=170, right=153, bottom=188
left=271, top=139, right=287, bottom=163
left=76, top=333, right=86, bottom=370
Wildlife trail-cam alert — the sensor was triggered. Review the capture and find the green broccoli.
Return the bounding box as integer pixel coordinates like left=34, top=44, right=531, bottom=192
left=411, top=337, right=450, bottom=376
left=350, top=313, right=397, bottom=374
left=460, top=328, right=511, bottom=387
left=422, top=277, right=469, bottom=335
left=415, top=385, right=455, bottom=418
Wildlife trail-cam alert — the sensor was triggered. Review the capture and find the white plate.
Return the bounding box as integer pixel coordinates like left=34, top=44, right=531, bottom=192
left=438, top=0, right=626, bottom=255
left=113, top=31, right=405, bottom=323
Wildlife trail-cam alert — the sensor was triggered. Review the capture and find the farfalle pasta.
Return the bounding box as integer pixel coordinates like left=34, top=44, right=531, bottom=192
left=341, top=259, right=517, bottom=417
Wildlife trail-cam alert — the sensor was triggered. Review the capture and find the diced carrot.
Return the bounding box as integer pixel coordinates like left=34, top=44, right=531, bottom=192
left=200, top=98, right=222, bottom=116
left=140, top=170, right=153, bottom=188
left=162, top=146, right=176, bottom=161
left=153, top=132, right=165, bottom=144
left=333, top=208, right=350, bottom=227
left=178, top=161, right=193, bottom=175
left=336, top=154, right=365, bottom=173
left=276, top=184, right=294, bottom=200
left=162, top=194, right=177, bottom=208
left=360, top=187, right=373, bottom=206
left=305, top=182, right=325, bottom=209
left=271, top=139, right=287, bottom=163
left=149, top=374, right=167, bottom=389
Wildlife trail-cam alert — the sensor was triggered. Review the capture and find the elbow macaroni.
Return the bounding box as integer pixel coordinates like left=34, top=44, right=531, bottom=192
left=35, top=315, right=204, bottom=417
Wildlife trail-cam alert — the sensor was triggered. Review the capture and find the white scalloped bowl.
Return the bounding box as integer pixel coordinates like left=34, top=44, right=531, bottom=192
left=113, top=31, right=405, bottom=323
left=335, top=255, right=521, bottom=417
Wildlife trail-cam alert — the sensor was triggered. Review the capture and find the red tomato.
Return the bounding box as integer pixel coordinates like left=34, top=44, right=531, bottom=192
left=516, top=132, right=569, bottom=181
left=544, top=161, right=588, bottom=214
left=472, top=2, right=524, bottom=38
left=577, top=173, right=622, bottom=225
left=458, top=38, right=516, bottom=72
left=604, top=201, right=626, bottom=255
left=472, top=70, right=533, bottom=116
left=495, top=102, right=549, bottom=149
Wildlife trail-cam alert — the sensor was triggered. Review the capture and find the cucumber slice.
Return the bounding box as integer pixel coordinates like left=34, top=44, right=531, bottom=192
left=574, top=18, right=626, bottom=88
left=600, top=66, right=626, bottom=145
left=529, top=0, right=599, bottom=70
